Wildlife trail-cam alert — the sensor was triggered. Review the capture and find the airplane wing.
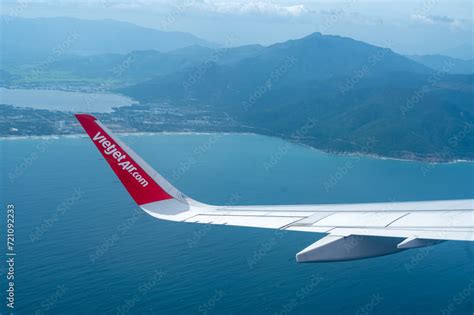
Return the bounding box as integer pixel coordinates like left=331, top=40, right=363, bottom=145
left=75, top=114, right=474, bottom=262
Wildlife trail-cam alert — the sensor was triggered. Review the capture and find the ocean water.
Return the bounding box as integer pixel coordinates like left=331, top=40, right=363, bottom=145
left=1, top=133, right=473, bottom=314
left=0, top=87, right=137, bottom=112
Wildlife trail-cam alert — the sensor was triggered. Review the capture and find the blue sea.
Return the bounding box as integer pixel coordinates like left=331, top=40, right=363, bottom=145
left=1, top=133, right=473, bottom=314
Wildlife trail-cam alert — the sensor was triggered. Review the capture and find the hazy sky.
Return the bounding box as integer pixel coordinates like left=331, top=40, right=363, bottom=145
left=2, top=0, right=473, bottom=55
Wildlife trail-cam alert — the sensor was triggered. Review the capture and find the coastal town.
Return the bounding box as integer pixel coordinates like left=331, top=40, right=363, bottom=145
left=0, top=103, right=248, bottom=137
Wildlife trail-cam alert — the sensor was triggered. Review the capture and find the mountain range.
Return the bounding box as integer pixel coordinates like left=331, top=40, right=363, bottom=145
left=35, top=44, right=265, bottom=86
left=0, top=16, right=214, bottom=65
left=408, top=54, right=474, bottom=74
left=440, top=43, right=474, bottom=60
left=118, top=33, right=473, bottom=160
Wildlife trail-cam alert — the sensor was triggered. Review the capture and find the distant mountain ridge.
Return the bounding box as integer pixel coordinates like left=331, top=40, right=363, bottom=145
left=408, top=54, right=474, bottom=74
left=121, top=32, right=432, bottom=103
left=0, top=16, right=215, bottom=65
left=30, top=44, right=266, bottom=86
left=440, top=43, right=474, bottom=60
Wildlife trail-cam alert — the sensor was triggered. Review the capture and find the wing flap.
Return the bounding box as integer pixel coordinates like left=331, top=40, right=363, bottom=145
left=183, top=214, right=305, bottom=229
left=389, top=211, right=474, bottom=228
left=286, top=226, right=335, bottom=233
left=310, top=212, right=409, bottom=228
left=200, top=210, right=313, bottom=217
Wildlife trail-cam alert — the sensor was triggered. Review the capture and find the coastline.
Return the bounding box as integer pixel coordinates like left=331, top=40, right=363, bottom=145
left=2, top=131, right=473, bottom=164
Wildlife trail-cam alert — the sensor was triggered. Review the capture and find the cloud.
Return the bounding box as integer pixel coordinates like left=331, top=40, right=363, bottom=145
left=411, top=14, right=464, bottom=29
left=349, top=12, right=383, bottom=26
left=320, top=9, right=343, bottom=16
left=194, top=1, right=308, bottom=17
left=72, top=0, right=308, bottom=17
left=427, top=15, right=455, bottom=23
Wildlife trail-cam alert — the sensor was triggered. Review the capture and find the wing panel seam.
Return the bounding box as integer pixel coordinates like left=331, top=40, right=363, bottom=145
left=385, top=212, right=411, bottom=227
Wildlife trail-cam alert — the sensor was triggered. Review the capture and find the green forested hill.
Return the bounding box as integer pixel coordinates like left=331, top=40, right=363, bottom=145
left=120, top=33, right=474, bottom=161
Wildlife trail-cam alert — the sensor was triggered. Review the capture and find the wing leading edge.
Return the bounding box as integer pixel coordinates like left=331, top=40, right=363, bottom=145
left=75, top=114, right=474, bottom=262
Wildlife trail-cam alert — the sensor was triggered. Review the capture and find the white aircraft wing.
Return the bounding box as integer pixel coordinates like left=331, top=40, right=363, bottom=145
left=75, top=114, right=474, bottom=262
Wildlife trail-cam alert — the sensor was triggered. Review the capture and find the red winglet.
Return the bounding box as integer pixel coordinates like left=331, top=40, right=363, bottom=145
left=75, top=114, right=173, bottom=205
